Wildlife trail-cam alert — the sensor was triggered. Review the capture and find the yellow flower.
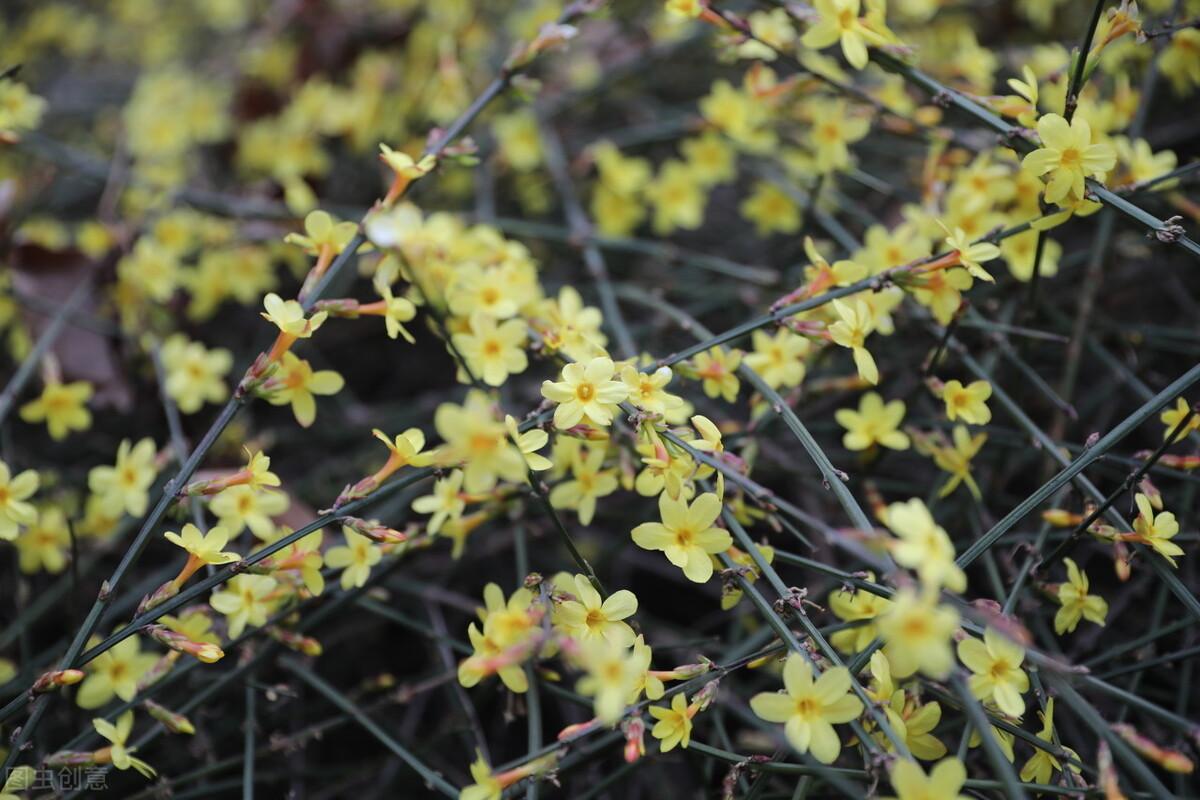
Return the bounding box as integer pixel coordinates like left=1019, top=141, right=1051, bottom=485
left=117, top=239, right=181, bottom=302
left=0, top=460, right=39, bottom=541
left=745, top=329, right=809, bottom=389
left=376, top=284, right=418, bottom=342
left=536, top=286, right=609, bottom=362
left=211, top=485, right=289, bottom=541
left=574, top=638, right=643, bottom=724
left=665, top=0, right=703, bottom=18
left=161, top=334, right=233, bottom=413
left=926, top=426, right=987, bottom=499
left=883, top=499, right=966, bottom=593
left=645, top=160, right=706, bottom=234
left=621, top=365, right=685, bottom=417
left=263, top=352, right=344, bottom=427
left=76, top=635, right=159, bottom=708
left=911, top=268, right=972, bottom=325
left=555, top=573, right=638, bottom=647
left=260, top=292, right=328, bottom=338
left=164, top=523, right=240, bottom=567
left=1160, top=397, right=1200, bottom=440
left=940, top=224, right=1000, bottom=282
left=885, top=757, right=968, bottom=800
left=506, top=416, right=553, bottom=472
left=209, top=574, right=278, bottom=637
left=1055, top=557, right=1108, bottom=634
left=1020, top=699, right=1081, bottom=784
left=829, top=298, right=878, bottom=384
left=434, top=391, right=527, bottom=492
left=460, top=753, right=503, bottom=800
left=801, top=0, right=886, bottom=70
left=19, top=380, right=93, bottom=440
left=493, top=110, right=543, bottom=171
left=692, top=347, right=742, bottom=402
left=93, top=711, right=156, bottom=778
left=740, top=181, right=801, bottom=236
left=957, top=627, right=1029, bottom=718
left=941, top=379, right=992, bottom=425
left=15, top=507, right=70, bottom=574
left=0, top=78, right=47, bottom=140
left=806, top=98, right=872, bottom=171
left=680, top=132, right=736, bottom=186
left=284, top=210, right=359, bottom=256
left=1022, top=113, right=1117, bottom=205
left=828, top=579, right=891, bottom=653
left=879, top=589, right=959, bottom=679
left=749, top=655, right=863, bottom=763
left=325, top=528, right=383, bottom=589
left=835, top=392, right=909, bottom=451
left=997, top=65, right=1040, bottom=128
left=541, top=356, right=629, bottom=429
left=452, top=312, right=528, bottom=387
left=412, top=471, right=466, bottom=536
left=867, top=652, right=947, bottom=760
left=88, top=438, right=158, bottom=518
left=549, top=446, right=619, bottom=526
left=649, top=693, right=697, bottom=752
left=631, top=491, right=732, bottom=583
left=1132, top=492, right=1183, bottom=566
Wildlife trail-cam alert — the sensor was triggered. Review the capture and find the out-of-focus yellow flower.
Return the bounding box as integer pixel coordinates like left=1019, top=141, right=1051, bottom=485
left=161, top=334, right=232, bottom=414
left=829, top=298, right=878, bottom=385
left=76, top=635, right=159, bottom=708
left=879, top=589, right=959, bottom=679
left=886, top=757, right=969, bottom=800
left=211, top=485, right=288, bottom=541
left=883, top=499, right=966, bottom=593
left=209, top=574, right=278, bottom=637
left=801, top=0, right=887, bottom=70
left=691, top=347, right=742, bottom=402
left=325, top=528, right=383, bottom=589
left=88, top=438, right=158, bottom=518
left=550, top=446, right=619, bottom=525
left=941, top=379, right=992, bottom=425
left=835, top=392, right=909, bottom=451
left=0, top=460, right=39, bottom=541
left=452, top=312, right=528, bottom=387
left=745, top=329, right=809, bottom=389
left=20, top=380, right=93, bottom=440
left=15, top=507, right=70, bottom=573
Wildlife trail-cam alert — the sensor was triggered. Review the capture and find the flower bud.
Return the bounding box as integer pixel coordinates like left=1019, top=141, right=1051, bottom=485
left=143, top=699, right=196, bottom=735
left=145, top=624, right=225, bottom=663
left=32, top=668, right=85, bottom=694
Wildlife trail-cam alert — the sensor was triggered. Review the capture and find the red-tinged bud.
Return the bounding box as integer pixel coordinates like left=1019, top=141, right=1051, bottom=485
left=269, top=626, right=323, bottom=656
left=339, top=516, right=408, bottom=544
left=143, top=699, right=196, bottom=735
left=145, top=624, right=224, bottom=663
left=1097, top=742, right=1124, bottom=800
left=1041, top=508, right=1082, bottom=527
left=1112, top=723, right=1194, bottom=773
left=557, top=719, right=600, bottom=741
left=1113, top=540, right=1132, bottom=581
left=1138, top=478, right=1163, bottom=510
left=32, top=669, right=85, bottom=694
left=691, top=679, right=721, bottom=712
left=138, top=580, right=180, bottom=615
left=505, top=22, right=578, bottom=71
left=1157, top=454, right=1200, bottom=471
left=622, top=717, right=645, bottom=763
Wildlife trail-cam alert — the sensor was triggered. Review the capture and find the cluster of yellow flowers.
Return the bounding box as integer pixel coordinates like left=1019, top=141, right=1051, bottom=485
left=3, top=0, right=1200, bottom=796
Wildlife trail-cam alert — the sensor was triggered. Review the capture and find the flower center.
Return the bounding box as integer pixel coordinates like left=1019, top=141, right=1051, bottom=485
left=1060, top=147, right=1081, bottom=168
left=575, top=382, right=596, bottom=402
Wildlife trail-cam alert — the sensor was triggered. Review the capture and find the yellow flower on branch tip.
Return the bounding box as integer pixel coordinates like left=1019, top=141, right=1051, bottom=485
left=801, top=0, right=886, bottom=70
left=835, top=392, right=909, bottom=451
left=745, top=329, right=809, bottom=389
left=76, top=635, right=159, bottom=708
left=749, top=655, right=863, bottom=763
left=556, top=573, right=638, bottom=647
left=1160, top=397, right=1200, bottom=439
left=621, top=365, right=685, bottom=417
left=884, top=499, right=966, bottom=593
left=885, top=757, right=969, bottom=800
left=325, top=528, right=382, bottom=590
left=692, top=347, right=742, bottom=402
left=1133, top=492, right=1183, bottom=566
left=829, top=298, right=878, bottom=385
left=261, top=293, right=328, bottom=338
left=958, top=627, right=1029, bottom=718
left=649, top=693, right=696, bottom=752
left=373, top=427, right=433, bottom=469
left=879, top=589, right=959, bottom=679
left=0, top=460, right=39, bottom=541
left=940, top=224, right=999, bottom=282
left=211, top=485, right=289, bottom=541
left=88, top=437, right=158, bottom=518
left=942, top=379, right=992, bottom=425
left=264, top=352, right=344, bottom=427
left=164, top=523, right=240, bottom=567
left=284, top=210, right=359, bottom=256
left=541, top=356, right=629, bottom=429
left=244, top=450, right=281, bottom=490
left=452, top=312, right=528, bottom=387
left=209, top=574, right=277, bottom=637
left=93, top=711, right=156, bottom=778
left=1022, top=113, right=1117, bottom=205
left=1055, top=557, right=1108, bottom=634
left=19, top=380, right=93, bottom=440
left=631, top=491, right=732, bottom=583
